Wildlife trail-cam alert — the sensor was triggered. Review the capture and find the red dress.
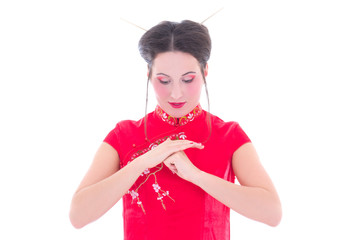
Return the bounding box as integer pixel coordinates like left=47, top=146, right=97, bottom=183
left=104, top=105, right=250, bottom=240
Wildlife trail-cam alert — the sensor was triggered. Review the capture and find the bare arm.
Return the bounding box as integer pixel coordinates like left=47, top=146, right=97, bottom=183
left=69, top=139, right=203, bottom=229
left=69, top=142, right=146, bottom=229
left=164, top=142, right=282, bottom=226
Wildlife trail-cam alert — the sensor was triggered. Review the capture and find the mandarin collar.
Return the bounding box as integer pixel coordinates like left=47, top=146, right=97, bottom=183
left=155, top=104, right=203, bottom=127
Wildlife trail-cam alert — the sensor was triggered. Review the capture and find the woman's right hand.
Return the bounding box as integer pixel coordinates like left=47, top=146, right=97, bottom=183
left=139, top=138, right=204, bottom=169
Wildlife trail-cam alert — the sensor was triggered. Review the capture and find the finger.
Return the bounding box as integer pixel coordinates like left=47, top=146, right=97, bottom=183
left=164, top=159, right=177, bottom=173
left=163, top=158, right=172, bottom=168
left=171, top=140, right=203, bottom=148
left=178, top=142, right=204, bottom=151
left=163, top=140, right=204, bottom=156
left=164, top=157, right=175, bottom=165
left=166, top=139, right=195, bottom=145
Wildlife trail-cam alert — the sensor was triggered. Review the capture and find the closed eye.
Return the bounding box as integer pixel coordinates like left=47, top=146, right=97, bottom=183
left=159, top=79, right=170, bottom=84
left=157, top=76, right=170, bottom=85
left=183, top=78, right=194, bottom=83
left=182, top=74, right=196, bottom=83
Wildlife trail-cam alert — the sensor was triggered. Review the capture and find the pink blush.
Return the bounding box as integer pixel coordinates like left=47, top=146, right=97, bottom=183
left=153, top=81, right=170, bottom=97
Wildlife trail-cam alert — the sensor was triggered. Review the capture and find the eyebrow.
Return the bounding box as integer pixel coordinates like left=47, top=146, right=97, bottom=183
left=182, top=71, right=196, bottom=76
left=156, top=71, right=196, bottom=77
left=156, top=73, right=170, bottom=77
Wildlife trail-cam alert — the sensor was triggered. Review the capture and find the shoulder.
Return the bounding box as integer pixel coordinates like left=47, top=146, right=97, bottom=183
left=208, top=111, right=251, bottom=147
left=104, top=116, right=145, bottom=145
left=110, top=116, right=146, bottom=136
left=115, top=118, right=144, bottom=132
left=103, top=115, right=148, bottom=162
left=209, top=112, right=245, bottom=135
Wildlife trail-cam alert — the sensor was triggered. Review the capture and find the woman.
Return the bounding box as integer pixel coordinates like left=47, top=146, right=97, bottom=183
left=70, top=20, right=282, bottom=239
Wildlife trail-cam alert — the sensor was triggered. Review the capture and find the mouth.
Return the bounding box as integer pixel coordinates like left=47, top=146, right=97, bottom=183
left=169, top=102, right=186, bottom=108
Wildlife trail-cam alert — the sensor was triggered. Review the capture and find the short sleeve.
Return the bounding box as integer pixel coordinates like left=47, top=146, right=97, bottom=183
left=229, top=122, right=251, bottom=152
left=103, top=124, right=123, bottom=167
left=104, top=127, right=119, bottom=151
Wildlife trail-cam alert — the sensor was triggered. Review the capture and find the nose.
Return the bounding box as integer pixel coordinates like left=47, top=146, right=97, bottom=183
left=170, top=83, right=183, bottom=100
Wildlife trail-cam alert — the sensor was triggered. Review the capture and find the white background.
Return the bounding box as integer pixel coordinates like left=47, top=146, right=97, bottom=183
left=1, top=0, right=359, bottom=239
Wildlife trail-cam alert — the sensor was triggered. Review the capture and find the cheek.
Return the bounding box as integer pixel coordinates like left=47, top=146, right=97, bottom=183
left=152, top=82, right=170, bottom=98
left=186, top=81, right=203, bottom=96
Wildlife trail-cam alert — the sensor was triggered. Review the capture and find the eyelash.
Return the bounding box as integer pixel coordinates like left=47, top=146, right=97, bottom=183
left=158, top=78, right=194, bottom=85
left=159, top=79, right=170, bottom=85
left=183, top=78, right=194, bottom=83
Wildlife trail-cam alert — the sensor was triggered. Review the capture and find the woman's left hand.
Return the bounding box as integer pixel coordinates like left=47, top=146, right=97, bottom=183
left=164, top=151, right=201, bottom=182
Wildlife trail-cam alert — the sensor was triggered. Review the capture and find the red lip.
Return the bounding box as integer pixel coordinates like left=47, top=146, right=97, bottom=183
left=169, top=102, right=186, bottom=108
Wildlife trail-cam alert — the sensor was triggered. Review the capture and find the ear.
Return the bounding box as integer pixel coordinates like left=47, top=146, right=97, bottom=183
left=204, top=63, right=209, bottom=77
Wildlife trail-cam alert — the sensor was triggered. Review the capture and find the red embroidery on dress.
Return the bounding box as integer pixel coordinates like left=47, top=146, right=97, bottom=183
left=127, top=132, right=187, bottom=214
left=155, top=104, right=202, bottom=126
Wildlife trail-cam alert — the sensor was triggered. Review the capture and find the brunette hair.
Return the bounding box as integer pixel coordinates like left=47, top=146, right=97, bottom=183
left=139, top=20, right=212, bottom=142
left=138, top=20, right=211, bottom=78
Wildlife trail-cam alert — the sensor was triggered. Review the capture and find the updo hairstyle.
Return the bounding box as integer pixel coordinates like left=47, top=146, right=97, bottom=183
left=138, top=20, right=211, bottom=79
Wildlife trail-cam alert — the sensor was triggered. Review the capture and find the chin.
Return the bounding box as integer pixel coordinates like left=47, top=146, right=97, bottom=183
left=169, top=110, right=185, bottom=118
left=160, top=102, right=196, bottom=117
left=167, top=108, right=187, bottom=118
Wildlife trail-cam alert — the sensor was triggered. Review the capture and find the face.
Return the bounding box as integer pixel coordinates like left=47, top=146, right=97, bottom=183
left=150, top=51, right=208, bottom=118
